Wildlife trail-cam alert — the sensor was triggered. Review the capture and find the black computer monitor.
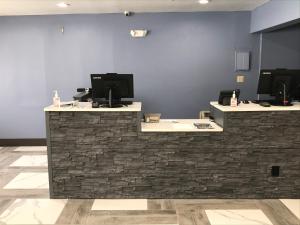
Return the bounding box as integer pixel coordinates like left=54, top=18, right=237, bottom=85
left=257, top=70, right=273, bottom=95
left=91, top=73, right=133, bottom=107
left=257, top=69, right=300, bottom=105
left=292, top=74, right=300, bottom=101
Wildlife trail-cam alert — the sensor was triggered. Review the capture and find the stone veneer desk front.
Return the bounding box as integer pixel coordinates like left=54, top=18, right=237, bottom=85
left=44, top=102, right=300, bottom=199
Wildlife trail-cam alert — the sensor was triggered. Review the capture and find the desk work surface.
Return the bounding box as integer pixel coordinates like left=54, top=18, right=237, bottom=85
left=210, top=101, right=300, bottom=112
left=141, top=119, right=223, bottom=132
left=44, top=102, right=142, bottom=112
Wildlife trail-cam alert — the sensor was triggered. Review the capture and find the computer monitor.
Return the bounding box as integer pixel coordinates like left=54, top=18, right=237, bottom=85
left=257, top=70, right=273, bottom=95
left=91, top=73, right=134, bottom=107
left=292, top=74, right=300, bottom=101
left=257, top=69, right=300, bottom=105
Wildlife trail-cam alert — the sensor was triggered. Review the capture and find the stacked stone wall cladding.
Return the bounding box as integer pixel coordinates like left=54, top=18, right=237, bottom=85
left=46, top=110, right=300, bottom=198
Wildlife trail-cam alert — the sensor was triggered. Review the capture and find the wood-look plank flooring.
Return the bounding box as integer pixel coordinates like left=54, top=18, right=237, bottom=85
left=0, top=146, right=299, bottom=225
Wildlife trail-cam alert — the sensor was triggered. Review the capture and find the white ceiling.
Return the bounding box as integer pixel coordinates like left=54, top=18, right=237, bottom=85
left=0, top=0, right=270, bottom=16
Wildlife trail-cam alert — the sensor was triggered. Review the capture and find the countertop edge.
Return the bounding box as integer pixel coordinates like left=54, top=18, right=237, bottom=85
left=44, top=102, right=142, bottom=112
left=210, top=101, right=300, bottom=112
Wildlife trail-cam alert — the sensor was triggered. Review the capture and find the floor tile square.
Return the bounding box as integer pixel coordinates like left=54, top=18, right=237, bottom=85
left=280, top=199, right=300, bottom=219
left=205, top=209, right=273, bottom=225
left=13, top=146, right=47, bottom=152
left=3, top=172, right=49, bottom=189
left=9, top=155, right=48, bottom=167
left=92, top=199, right=148, bottom=210
left=0, top=199, right=67, bottom=224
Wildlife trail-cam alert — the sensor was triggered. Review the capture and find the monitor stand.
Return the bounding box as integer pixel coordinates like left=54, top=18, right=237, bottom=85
left=252, top=99, right=293, bottom=106
left=272, top=83, right=293, bottom=106
left=271, top=101, right=293, bottom=106
left=100, top=103, right=123, bottom=108
left=100, top=88, right=124, bottom=108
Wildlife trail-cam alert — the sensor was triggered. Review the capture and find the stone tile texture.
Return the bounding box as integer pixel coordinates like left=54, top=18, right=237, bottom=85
left=46, top=110, right=300, bottom=198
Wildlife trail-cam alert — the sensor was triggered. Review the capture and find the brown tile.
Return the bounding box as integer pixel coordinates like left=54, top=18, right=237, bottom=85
left=147, top=200, right=162, bottom=210
left=86, top=210, right=178, bottom=225
left=176, top=208, right=210, bottom=225
left=56, top=199, right=94, bottom=224
left=0, top=199, right=14, bottom=215
left=161, top=200, right=176, bottom=210
left=258, top=199, right=300, bottom=225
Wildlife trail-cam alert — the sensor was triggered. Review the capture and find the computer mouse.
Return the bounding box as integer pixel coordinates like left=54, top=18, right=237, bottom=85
left=259, top=102, right=271, bottom=107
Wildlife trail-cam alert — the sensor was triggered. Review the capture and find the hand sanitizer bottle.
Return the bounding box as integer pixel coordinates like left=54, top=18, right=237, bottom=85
left=53, top=90, right=60, bottom=107
left=230, top=91, right=238, bottom=107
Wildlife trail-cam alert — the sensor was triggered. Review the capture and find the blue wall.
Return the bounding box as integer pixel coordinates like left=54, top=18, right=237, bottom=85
left=261, top=24, right=300, bottom=69
left=251, top=0, right=300, bottom=33
left=0, top=12, right=260, bottom=138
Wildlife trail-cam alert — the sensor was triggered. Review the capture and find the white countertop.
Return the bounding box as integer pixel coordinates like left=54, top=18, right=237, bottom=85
left=141, top=119, right=223, bottom=132
left=44, top=102, right=142, bottom=112
left=210, top=101, right=300, bottom=112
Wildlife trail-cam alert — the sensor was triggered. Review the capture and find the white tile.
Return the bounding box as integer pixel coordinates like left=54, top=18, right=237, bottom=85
left=9, top=155, right=48, bottom=167
left=205, top=209, right=273, bottom=225
left=280, top=199, right=300, bottom=220
left=14, top=146, right=47, bottom=152
left=92, top=199, right=148, bottom=210
left=3, top=172, right=49, bottom=189
left=0, top=199, right=67, bottom=224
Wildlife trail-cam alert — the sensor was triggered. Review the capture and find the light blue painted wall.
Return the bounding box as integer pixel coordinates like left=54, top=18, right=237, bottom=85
left=251, top=0, right=300, bottom=33
left=0, top=12, right=260, bottom=138
left=261, top=24, right=300, bottom=69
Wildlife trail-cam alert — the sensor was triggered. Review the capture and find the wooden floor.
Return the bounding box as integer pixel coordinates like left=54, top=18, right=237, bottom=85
left=0, top=146, right=299, bottom=225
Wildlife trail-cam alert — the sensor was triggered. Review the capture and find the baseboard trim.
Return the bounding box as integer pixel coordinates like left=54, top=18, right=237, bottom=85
left=0, top=139, right=46, bottom=146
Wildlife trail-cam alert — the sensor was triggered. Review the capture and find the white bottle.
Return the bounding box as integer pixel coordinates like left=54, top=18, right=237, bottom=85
left=230, top=91, right=238, bottom=107
left=53, top=90, right=61, bottom=107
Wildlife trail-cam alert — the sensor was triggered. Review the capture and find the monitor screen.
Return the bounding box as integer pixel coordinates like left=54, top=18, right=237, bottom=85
left=292, top=73, right=300, bottom=100
left=91, top=73, right=134, bottom=100
left=271, top=75, right=292, bottom=97
left=257, top=70, right=272, bottom=95
left=257, top=69, right=300, bottom=99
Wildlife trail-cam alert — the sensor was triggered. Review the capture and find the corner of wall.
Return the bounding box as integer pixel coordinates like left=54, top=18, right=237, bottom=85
left=250, top=0, right=300, bottom=33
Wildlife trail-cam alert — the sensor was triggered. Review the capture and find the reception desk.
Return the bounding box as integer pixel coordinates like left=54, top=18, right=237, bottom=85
left=44, top=102, right=300, bottom=199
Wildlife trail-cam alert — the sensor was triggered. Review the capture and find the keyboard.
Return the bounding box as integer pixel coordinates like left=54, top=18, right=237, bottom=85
left=193, top=123, right=213, bottom=129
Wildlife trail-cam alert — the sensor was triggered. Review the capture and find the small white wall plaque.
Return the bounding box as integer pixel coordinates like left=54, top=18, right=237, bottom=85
left=130, top=30, right=148, bottom=38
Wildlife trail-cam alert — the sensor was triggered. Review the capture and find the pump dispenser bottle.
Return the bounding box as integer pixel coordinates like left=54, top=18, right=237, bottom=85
left=230, top=91, right=238, bottom=107
left=53, top=90, right=61, bottom=107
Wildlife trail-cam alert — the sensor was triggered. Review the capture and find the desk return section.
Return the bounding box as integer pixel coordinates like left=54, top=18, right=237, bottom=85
left=44, top=102, right=300, bottom=199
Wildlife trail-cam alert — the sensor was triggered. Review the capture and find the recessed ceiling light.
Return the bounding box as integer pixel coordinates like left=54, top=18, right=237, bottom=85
left=57, top=2, right=70, bottom=8
left=198, top=0, right=210, bottom=4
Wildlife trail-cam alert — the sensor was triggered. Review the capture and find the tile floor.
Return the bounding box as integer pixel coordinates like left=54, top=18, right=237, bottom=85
left=13, top=146, right=47, bottom=152
left=280, top=199, right=300, bottom=220
left=205, top=210, right=273, bottom=225
left=9, top=155, right=47, bottom=167
left=0, top=146, right=299, bottom=225
left=0, top=199, right=67, bottom=224
left=3, top=172, right=49, bottom=189
left=92, top=199, right=148, bottom=210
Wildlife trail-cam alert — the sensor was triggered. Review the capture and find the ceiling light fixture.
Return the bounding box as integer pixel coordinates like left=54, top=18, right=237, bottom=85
left=57, top=2, right=70, bottom=8
left=198, top=0, right=210, bottom=4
